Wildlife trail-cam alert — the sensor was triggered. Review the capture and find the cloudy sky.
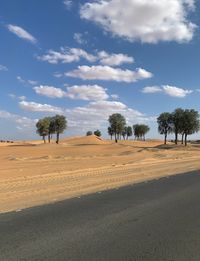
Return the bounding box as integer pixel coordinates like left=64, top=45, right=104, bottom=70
left=0, top=0, right=200, bottom=140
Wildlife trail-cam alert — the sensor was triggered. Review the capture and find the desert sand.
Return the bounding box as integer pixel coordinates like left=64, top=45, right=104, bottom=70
left=1, top=135, right=200, bottom=213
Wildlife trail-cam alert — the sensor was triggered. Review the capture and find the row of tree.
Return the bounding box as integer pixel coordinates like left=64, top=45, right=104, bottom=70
left=36, top=108, right=199, bottom=146
left=107, top=113, right=150, bottom=142
left=157, top=108, right=199, bottom=146
left=86, top=130, right=102, bottom=137
left=36, top=115, right=67, bottom=144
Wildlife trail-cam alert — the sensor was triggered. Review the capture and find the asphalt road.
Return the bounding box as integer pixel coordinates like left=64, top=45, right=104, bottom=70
left=1, top=171, right=200, bottom=261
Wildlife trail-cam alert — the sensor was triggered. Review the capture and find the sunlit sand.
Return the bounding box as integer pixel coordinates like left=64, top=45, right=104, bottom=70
left=1, top=135, right=200, bottom=213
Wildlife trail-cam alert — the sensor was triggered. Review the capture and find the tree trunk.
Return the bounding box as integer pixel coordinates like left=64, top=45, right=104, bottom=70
left=115, top=133, right=117, bottom=143
left=43, top=135, right=46, bottom=144
left=56, top=132, right=59, bottom=144
left=110, top=135, right=112, bottom=140
left=181, top=133, right=184, bottom=145
left=175, top=132, right=178, bottom=145
left=184, top=134, right=188, bottom=146
left=48, top=133, right=51, bottom=143
left=164, top=133, right=167, bottom=145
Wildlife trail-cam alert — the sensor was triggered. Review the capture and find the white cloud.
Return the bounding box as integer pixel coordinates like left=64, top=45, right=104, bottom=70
left=37, top=47, right=96, bottom=64
left=53, top=72, right=63, bottom=78
left=66, top=65, right=153, bottom=82
left=142, top=86, right=162, bottom=93
left=111, top=94, right=119, bottom=100
left=38, top=47, right=134, bottom=66
left=66, top=85, right=109, bottom=101
left=7, top=24, right=37, bottom=44
left=0, top=65, right=8, bottom=71
left=74, top=33, right=87, bottom=45
left=19, top=101, right=64, bottom=113
left=142, top=85, right=193, bottom=97
left=98, top=51, right=134, bottom=66
left=162, top=85, right=193, bottom=97
left=66, top=100, right=154, bottom=132
left=0, top=110, right=37, bottom=130
left=17, top=76, right=38, bottom=85
left=34, top=85, right=66, bottom=98
left=33, top=84, right=109, bottom=101
left=63, top=0, right=72, bottom=10
left=19, top=96, right=26, bottom=101
left=80, top=0, right=196, bottom=43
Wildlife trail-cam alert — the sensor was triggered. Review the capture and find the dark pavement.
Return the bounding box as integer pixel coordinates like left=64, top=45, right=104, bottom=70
left=1, top=170, right=200, bottom=261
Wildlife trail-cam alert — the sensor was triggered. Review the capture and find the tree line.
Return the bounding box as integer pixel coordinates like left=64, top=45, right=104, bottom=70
left=157, top=108, right=199, bottom=146
left=107, top=113, right=150, bottom=143
left=35, top=107, right=199, bottom=146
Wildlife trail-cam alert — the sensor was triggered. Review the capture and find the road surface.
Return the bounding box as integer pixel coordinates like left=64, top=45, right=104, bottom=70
left=1, top=170, right=200, bottom=260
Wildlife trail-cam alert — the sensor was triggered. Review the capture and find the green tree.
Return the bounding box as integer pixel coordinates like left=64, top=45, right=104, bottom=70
left=108, top=113, right=126, bottom=143
left=182, top=109, right=200, bottom=146
left=157, top=112, right=173, bottom=144
left=36, top=118, right=50, bottom=143
left=172, top=108, right=184, bottom=144
left=86, top=131, right=93, bottom=136
left=53, top=115, right=67, bottom=144
left=43, top=117, right=55, bottom=143
left=122, top=127, right=127, bottom=140
left=126, top=126, right=133, bottom=140
left=94, top=130, right=101, bottom=137
left=133, top=124, right=150, bottom=141
left=108, top=126, right=114, bottom=140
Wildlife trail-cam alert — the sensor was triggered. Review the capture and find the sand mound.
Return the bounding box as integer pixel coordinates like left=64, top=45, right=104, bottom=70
left=61, top=135, right=109, bottom=145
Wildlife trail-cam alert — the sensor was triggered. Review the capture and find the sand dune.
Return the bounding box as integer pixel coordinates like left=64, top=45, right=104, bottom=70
left=1, top=136, right=200, bottom=213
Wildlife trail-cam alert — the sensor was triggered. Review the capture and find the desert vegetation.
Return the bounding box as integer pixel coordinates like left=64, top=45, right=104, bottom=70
left=36, top=115, right=67, bottom=144
left=157, top=108, right=199, bottom=146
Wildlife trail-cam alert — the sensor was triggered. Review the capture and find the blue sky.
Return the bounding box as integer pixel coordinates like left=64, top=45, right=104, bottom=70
left=0, top=0, right=200, bottom=140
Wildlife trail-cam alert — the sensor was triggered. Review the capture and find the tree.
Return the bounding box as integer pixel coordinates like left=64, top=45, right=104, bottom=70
left=108, top=113, right=126, bottom=143
left=122, top=127, right=127, bottom=140
left=157, top=112, right=173, bottom=144
left=172, top=108, right=184, bottom=144
left=42, top=117, right=55, bottom=143
left=53, top=115, right=67, bottom=144
left=108, top=127, right=114, bottom=140
left=36, top=118, right=50, bottom=143
left=86, top=131, right=93, bottom=136
left=181, top=109, right=199, bottom=146
left=126, top=126, right=133, bottom=140
left=133, top=124, right=150, bottom=141
left=94, top=130, right=101, bottom=137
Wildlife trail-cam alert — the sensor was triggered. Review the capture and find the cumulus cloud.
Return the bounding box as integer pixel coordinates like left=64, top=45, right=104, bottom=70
left=66, top=100, right=154, bottom=132
left=34, top=86, right=66, bottom=98
left=0, top=65, right=8, bottom=71
left=38, top=47, right=134, bottom=66
left=7, top=24, right=37, bottom=44
left=142, top=86, right=162, bottom=93
left=33, top=84, right=109, bottom=101
left=66, top=65, right=153, bottom=82
left=37, top=47, right=96, bottom=64
left=66, top=85, right=109, bottom=100
left=162, top=85, right=193, bottom=97
left=0, top=110, right=37, bottom=130
left=80, top=0, right=196, bottom=43
left=142, top=85, right=193, bottom=97
left=17, top=76, right=38, bottom=85
left=19, top=101, right=64, bottom=113
left=98, top=51, right=134, bottom=66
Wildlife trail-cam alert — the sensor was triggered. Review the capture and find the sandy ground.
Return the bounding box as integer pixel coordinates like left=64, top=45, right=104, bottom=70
left=1, top=135, right=200, bottom=213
